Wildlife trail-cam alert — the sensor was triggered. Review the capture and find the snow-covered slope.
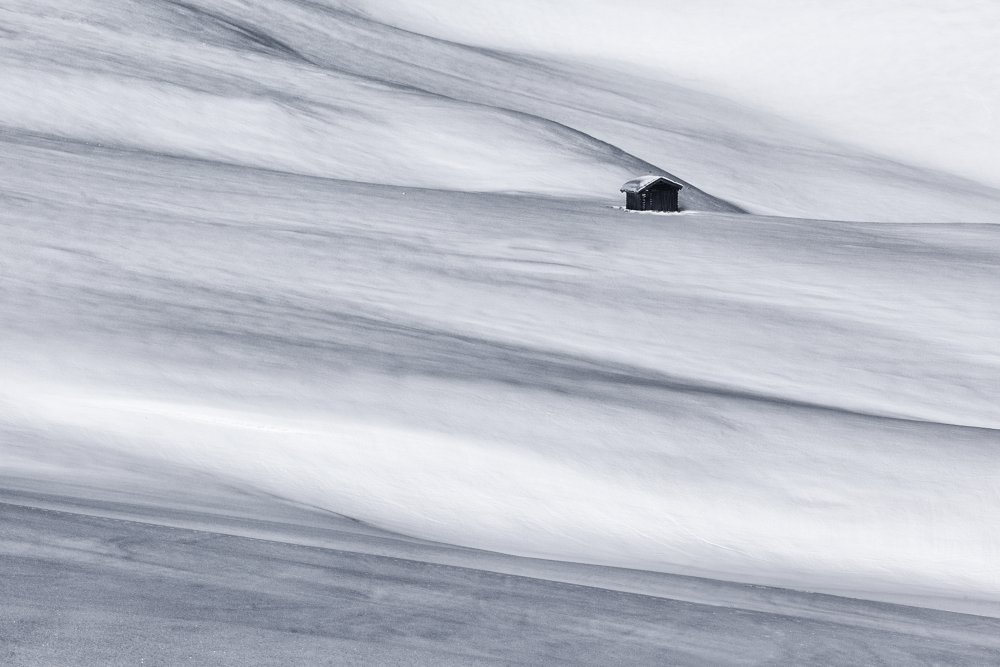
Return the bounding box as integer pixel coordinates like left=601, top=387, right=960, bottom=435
left=354, top=0, right=1000, bottom=190
left=0, top=0, right=739, bottom=210
left=2, top=0, right=1000, bottom=650
left=4, top=0, right=1000, bottom=220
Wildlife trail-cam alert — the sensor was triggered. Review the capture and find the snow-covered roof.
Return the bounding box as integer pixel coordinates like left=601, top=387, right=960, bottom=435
left=620, top=174, right=684, bottom=193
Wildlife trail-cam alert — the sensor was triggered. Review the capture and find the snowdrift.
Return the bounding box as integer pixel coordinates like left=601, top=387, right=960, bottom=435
left=3, top=0, right=1000, bottom=619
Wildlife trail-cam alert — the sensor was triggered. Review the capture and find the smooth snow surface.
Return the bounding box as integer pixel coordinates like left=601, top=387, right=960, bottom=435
left=3, top=1, right=1000, bottom=657
left=5, top=494, right=1000, bottom=665
left=354, top=0, right=1000, bottom=190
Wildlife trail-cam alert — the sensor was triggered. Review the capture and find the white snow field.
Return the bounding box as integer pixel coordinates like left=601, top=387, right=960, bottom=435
left=357, top=0, right=1000, bottom=190
left=2, top=1, right=1000, bottom=664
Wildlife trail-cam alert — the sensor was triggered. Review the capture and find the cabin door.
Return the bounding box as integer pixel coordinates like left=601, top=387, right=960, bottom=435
left=647, top=190, right=663, bottom=211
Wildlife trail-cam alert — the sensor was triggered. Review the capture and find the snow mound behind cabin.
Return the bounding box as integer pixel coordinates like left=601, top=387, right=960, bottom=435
left=0, top=0, right=737, bottom=211
left=352, top=0, right=1000, bottom=195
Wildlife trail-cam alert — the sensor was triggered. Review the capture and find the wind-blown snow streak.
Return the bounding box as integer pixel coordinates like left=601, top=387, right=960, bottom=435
left=2, top=0, right=1000, bottom=628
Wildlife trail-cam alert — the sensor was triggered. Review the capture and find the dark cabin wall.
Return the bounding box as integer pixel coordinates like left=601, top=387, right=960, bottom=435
left=647, top=183, right=679, bottom=212
left=627, top=183, right=679, bottom=212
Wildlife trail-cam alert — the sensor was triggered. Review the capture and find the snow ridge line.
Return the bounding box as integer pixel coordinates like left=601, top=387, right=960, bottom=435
left=158, top=0, right=309, bottom=62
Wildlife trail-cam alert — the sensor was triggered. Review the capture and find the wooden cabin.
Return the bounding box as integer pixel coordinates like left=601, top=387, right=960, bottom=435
left=620, top=175, right=683, bottom=212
